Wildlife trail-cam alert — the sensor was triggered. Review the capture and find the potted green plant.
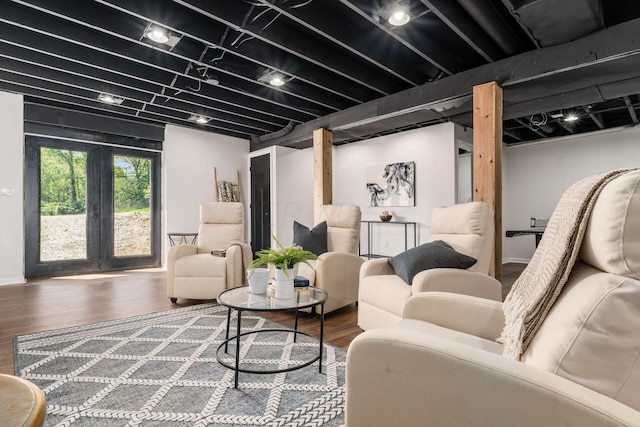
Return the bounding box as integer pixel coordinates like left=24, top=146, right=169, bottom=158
left=249, top=234, right=317, bottom=278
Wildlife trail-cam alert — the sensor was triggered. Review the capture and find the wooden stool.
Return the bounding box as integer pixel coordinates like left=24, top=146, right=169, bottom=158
left=0, top=374, right=46, bottom=427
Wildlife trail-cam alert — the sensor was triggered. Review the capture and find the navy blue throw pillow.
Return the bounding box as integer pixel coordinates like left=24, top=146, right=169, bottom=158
left=388, top=240, right=477, bottom=284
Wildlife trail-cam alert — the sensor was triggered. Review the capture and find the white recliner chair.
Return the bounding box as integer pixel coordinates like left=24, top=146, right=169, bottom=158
left=167, top=202, right=247, bottom=302
left=345, top=170, right=640, bottom=426
left=358, top=201, right=501, bottom=331
left=297, top=204, right=364, bottom=314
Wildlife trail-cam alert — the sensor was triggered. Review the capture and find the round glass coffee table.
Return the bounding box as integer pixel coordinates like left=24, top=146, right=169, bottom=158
left=216, top=285, right=328, bottom=388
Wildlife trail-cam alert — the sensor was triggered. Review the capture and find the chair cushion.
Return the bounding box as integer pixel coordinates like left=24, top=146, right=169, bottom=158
left=293, top=221, right=328, bottom=256
left=522, top=261, right=640, bottom=411
left=388, top=240, right=477, bottom=284
left=317, top=205, right=361, bottom=253
left=579, top=169, right=640, bottom=279
left=174, top=253, right=227, bottom=277
left=430, top=201, right=493, bottom=274
left=200, top=202, right=244, bottom=224
left=197, top=202, right=244, bottom=253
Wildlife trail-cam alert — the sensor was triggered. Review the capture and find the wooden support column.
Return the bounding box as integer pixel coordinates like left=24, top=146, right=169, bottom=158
left=473, top=82, right=503, bottom=281
left=313, top=128, right=332, bottom=223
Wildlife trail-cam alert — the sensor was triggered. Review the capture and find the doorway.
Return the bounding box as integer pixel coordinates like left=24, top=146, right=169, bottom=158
left=250, top=154, right=271, bottom=255
left=24, top=136, right=161, bottom=277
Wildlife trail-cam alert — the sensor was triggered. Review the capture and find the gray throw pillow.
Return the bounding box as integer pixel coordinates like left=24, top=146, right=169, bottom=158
left=388, top=240, right=477, bottom=284
left=293, top=221, right=328, bottom=256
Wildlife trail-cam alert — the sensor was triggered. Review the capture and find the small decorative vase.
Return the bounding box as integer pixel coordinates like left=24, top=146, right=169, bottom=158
left=247, top=267, right=269, bottom=294
left=274, top=265, right=298, bottom=299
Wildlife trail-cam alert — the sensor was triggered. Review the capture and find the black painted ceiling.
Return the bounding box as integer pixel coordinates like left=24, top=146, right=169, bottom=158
left=1, top=0, right=639, bottom=148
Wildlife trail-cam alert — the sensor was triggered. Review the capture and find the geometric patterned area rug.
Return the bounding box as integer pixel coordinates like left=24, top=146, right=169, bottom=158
left=14, top=303, right=345, bottom=426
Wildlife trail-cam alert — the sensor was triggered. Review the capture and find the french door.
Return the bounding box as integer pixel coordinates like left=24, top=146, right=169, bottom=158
left=25, top=136, right=161, bottom=277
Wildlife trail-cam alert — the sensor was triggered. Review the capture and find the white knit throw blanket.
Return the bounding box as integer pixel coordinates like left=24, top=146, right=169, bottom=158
left=499, top=169, right=636, bottom=360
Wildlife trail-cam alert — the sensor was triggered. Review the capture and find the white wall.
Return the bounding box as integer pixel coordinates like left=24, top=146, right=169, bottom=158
left=265, top=124, right=459, bottom=255
left=503, top=126, right=640, bottom=263
left=274, top=146, right=314, bottom=246
left=334, top=123, right=458, bottom=255
left=163, top=124, right=249, bottom=262
left=0, top=92, right=25, bottom=285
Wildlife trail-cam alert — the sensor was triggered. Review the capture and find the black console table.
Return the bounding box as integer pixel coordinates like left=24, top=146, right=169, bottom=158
left=360, top=220, right=418, bottom=259
left=505, top=228, right=545, bottom=248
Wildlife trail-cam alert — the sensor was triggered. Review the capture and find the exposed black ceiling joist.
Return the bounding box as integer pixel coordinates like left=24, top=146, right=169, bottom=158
left=253, top=18, right=640, bottom=149
left=0, top=0, right=638, bottom=146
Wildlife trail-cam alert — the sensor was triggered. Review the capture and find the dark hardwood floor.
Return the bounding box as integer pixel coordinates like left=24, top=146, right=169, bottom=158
left=0, top=263, right=526, bottom=375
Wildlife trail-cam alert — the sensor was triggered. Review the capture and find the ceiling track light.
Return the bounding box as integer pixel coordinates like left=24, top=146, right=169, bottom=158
left=97, top=93, right=124, bottom=105
left=188, top=114, right=211, bottom=124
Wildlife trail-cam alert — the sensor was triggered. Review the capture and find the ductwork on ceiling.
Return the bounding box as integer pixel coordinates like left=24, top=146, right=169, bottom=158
left=507, top=0, right=604, bottom=46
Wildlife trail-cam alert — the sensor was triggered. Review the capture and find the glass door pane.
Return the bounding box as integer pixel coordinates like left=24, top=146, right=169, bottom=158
left=113, top=155, right=152, bottom=257
left=39, top=147, right=88, bottom=261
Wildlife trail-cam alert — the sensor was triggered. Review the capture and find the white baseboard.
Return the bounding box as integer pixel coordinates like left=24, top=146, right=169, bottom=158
left=502, top=258, right=530, bottom=264
left=0, top=276, right=26, bottom=286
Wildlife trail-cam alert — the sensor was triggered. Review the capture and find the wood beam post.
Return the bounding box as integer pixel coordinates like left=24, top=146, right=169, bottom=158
left=313, top=128, right=332, bottom=223
left=473, top=82, right=503, bottom=281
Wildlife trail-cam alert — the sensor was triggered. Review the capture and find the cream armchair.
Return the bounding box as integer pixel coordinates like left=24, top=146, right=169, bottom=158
left=358, top=201, right=501, bottom=331
left=167, top=202, right=247, bottom=302
left=297, top=205, right=364, bottom=314
left=345, top=170, right=640, bottom=426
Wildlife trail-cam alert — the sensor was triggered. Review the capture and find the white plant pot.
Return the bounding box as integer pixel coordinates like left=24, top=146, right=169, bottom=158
left=274, top=264, right=298, bottom=299
left=247, top=267, right=270, bottom=294
left=275, top=278, right=294, bottom=299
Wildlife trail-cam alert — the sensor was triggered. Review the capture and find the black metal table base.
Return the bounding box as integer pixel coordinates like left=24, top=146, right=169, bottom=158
left=216, top=306, right=325, bottom=388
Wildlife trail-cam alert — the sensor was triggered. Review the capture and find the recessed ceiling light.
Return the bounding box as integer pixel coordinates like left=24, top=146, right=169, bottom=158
left=97, top=93, right=124, bottom=105
left=142, top=23, right=182, bottom=48
left=564, top=112, right=579, bottom=122
left=388, top=8, right=410, bottom=26
left=188, top=114, right=210, bottom=124
left=259, top=70, right=288, bottom=87
left=269, top=75, right=285, bottom=86
left=145, top=26, right=169, bottom=44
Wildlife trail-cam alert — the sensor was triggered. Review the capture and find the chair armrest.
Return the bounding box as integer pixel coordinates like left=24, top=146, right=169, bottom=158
left=224, top=244, right=245, bottom=286
left=167, top=244, right=197, bottom=265
left=402, top=292, right=505, bottom=341
left=411, top=268, right=502, bottom=301
left=316, top=252, right=364, bottom=312
left=166, top=244, right=197, bottom=296
left=359, top=258, right=395, bottom=282
left=346, top=329, right=640, bottom=427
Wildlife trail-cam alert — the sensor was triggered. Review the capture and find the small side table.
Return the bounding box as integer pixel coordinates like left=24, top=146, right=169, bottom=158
left=216, top=286, right=328, bottom=388
left=167, top=232, right=198, bottom=246
left=0, top=374, right=46, bottom=427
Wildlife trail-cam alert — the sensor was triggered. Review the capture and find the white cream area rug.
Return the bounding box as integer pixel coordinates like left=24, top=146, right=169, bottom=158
left=14, top=303, right=345, bottom=426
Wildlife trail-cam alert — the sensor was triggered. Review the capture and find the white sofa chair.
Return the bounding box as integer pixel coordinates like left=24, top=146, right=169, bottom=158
left=167, top=202, right=247, bottom=302
left=345, top=170, right=640, bottom=426
left=358, top=201, right=501, bottom=331
left=297, top=205, right=364, bottom=314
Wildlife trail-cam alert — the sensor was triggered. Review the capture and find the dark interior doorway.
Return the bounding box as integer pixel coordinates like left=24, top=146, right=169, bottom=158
left=250, top=154, right=271, bottom=256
